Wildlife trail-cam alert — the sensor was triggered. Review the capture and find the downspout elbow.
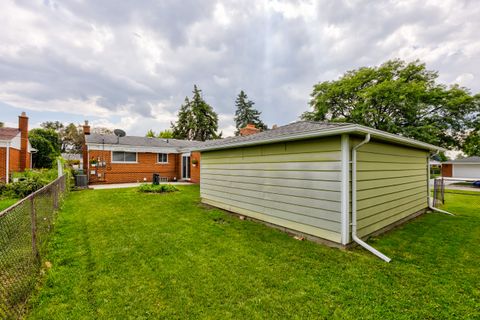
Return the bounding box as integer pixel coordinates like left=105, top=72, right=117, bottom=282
left=351, top=133, right=392, bottom=263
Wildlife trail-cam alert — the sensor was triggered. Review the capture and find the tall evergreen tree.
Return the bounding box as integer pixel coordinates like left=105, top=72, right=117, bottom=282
left=234, top=90, right=267, bottom=135
left=171, top=85, right=221, bottom=141
left=190, top=85, right=220, bottom=141
left=171, top=97, right=194, bottom=140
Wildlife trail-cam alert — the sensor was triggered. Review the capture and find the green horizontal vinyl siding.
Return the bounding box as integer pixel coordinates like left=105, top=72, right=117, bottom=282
left=201, top=137, right=343, bottom=243
left=353, top=138, right=428, bottom=237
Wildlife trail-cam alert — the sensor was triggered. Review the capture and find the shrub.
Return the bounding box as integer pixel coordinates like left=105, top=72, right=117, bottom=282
left=2, top=169, right=59, bottom=199
left=12, top=169, right=58, bottom=184
left=138, top=184, right=178, bottom=193
left=66, top=159, right=81, bottom=166
left=3, top=176, right=46, bottom=198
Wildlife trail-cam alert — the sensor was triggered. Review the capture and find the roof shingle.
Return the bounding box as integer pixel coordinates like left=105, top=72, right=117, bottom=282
left=449, top=156, right=480, bottom=163
left=0, top=128, right=20, bottom=141
left=85, top=133, right=205, bottom=148
left=199, top=121, right=350, bottom=149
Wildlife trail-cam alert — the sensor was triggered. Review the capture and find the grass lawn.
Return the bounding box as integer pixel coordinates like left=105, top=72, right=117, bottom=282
left=0, top=197, right=19, bottom=211
left=28, top=186, right=480, bottom=319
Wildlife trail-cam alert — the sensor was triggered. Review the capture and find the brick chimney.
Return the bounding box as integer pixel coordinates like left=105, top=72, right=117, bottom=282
left=18, top=112, right=29, bottom=171
left=82, top=120, right=90, bottom=135
left=239, top=123, right=260, bottom=136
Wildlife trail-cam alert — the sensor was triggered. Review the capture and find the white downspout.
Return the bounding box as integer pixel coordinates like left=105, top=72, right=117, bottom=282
left=427, top=155, right=454, bottom=216
left=340, top=134, right=350, bottom=245
left=6, top=142, right=10, bottom=184
left=351, top=134, right=392, bottom=263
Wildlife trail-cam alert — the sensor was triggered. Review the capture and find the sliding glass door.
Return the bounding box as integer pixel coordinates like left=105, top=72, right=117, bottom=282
left=182, top=154, right=191, bottom=180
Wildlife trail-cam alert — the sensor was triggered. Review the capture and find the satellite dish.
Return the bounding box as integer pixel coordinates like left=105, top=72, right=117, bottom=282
left=114, top=129, right=126, bottom=137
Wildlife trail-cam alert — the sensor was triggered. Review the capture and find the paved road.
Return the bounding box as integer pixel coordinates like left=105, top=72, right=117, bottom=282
left=429, top=179, right=480, bottom=192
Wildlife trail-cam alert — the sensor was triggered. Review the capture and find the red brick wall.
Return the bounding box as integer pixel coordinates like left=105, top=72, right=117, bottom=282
left=191, top=152, right=201, bottom=183
left=83, top=143, right=89, bottom=174
left=0, top=147, right=22, bottom=182
left=87, top=150, right=182, bottom=184
left=9, top=148, right=21, bottom=172
left=19, top=113, right=29, bottom=171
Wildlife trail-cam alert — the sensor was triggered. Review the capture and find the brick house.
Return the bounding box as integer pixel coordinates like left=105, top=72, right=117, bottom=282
left=82, top=122, right=203, bottom=184
left=0, top=112, right=34, bottom=183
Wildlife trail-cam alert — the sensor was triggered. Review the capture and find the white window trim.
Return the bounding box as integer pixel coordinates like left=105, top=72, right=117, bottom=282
left=181, top=153, right=191, bottom=180
left=110, top=151, right=138, bottom=164
left=157, top=153, right=169, bottom=164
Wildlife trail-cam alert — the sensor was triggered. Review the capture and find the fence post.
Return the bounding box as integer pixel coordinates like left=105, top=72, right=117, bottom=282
left=441, top=177, right=445, bottom=204
left=30, top=195, right=39, bottom=262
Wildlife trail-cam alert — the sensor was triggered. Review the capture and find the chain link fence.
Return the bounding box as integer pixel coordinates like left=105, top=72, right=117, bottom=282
left=432, top=177, right=480, bottom=209
left=0, top=174, right=67, bottom=319
left=432, top=178, right=445, bottom=207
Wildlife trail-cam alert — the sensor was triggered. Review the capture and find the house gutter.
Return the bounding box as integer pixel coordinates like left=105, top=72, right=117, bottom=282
left=427, top=155, right=454, bottom=216
left=351, top=134, right=392, bottom=263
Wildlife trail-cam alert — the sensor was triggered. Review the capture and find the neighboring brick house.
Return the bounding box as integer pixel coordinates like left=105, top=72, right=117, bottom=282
left=82, top=122, right=203, bottom=184
left=0, top=112, right=34, bottom=183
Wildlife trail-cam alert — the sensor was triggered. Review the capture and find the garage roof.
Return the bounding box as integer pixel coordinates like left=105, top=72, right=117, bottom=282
left=195, top=121, right=445, bottom=152
left=444, top=156, right=480, bottom=164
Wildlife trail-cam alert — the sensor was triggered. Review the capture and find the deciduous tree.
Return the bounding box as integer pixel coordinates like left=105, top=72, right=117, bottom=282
left=158, top=129, right=173, bottom=139
left=146, top=129, right=156, bottom=138
left=303, top=59, right=480, bottom=150
left=29, top=128, right=61, bottom=168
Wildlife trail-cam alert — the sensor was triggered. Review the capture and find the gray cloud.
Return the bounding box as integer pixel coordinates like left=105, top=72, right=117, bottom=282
left=1, top=0, right=480, bottom=136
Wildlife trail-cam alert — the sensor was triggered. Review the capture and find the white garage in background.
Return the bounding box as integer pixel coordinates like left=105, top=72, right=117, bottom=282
left=442, top=157, right=480, bottom=179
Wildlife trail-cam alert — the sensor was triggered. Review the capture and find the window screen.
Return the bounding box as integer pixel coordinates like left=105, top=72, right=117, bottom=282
left=112, top=151, right=137, bottom=162
left=158, top=153, right=168, bottom=163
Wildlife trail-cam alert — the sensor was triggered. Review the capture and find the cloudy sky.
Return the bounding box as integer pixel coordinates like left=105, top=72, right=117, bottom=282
left=1, top=0, right=479, bottom=136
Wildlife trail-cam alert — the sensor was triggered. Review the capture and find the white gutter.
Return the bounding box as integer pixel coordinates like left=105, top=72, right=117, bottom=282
left=427, top=155, right=454, bottom=216
left=87, top=143, right=181, bottom=154
left=351, top=134, right=392, bottom=263
left=340, top=134, right=350, bottom=245
left=5, top=142, right=10, bottom=184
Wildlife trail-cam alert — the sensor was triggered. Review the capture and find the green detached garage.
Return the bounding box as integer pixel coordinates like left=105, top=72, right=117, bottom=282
left=194, top=121, right=446, bottom=262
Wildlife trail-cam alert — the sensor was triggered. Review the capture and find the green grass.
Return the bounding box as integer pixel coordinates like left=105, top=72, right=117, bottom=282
left=28, top=186, right=480, bottom=319
left=0, top=197, right=18, bottom=211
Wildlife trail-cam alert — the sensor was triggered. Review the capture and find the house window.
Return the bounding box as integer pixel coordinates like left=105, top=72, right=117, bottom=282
left=157, top=153, right=168, bottom=163
left=112, top=151, right=137, bottom=163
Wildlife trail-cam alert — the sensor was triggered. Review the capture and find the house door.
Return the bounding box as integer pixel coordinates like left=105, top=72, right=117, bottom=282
left=182, top=154, right=191, bottom=180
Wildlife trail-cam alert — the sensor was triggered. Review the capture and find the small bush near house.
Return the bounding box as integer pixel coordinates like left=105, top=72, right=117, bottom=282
left=138, top=183, right=178, bottom=193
